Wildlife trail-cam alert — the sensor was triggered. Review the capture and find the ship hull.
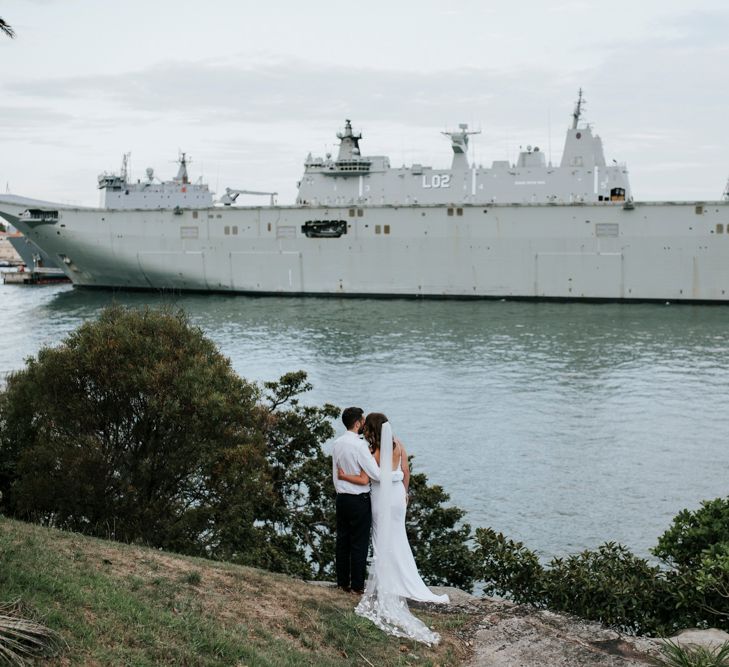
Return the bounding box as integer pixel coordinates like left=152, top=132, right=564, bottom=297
left=2, top=201, right=729, bottom=302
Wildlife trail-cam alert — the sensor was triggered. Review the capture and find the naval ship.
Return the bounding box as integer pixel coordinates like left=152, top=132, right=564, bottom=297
left=2, top=91, right=729, bottom=302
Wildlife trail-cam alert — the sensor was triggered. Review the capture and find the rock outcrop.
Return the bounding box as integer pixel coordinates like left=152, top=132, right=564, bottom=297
left=420, top=588, right=661, bottom=666
left=664, top=628, right=729, bottom=650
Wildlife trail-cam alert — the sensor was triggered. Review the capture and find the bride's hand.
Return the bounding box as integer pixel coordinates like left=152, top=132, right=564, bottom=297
left=337, top=467, right=346, bottom=479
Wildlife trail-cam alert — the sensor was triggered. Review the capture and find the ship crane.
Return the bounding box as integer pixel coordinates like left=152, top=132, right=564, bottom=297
left=220, top=187, right=278, bottom=206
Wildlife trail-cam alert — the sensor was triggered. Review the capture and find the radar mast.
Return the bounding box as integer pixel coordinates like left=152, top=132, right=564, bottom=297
left=442, top=123, right=480, bottom=169
left=174, top=152, right=191, bottom=185
left=572, top=88, right=585, bottom=129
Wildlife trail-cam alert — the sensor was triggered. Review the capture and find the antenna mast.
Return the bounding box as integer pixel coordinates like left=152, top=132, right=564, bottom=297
left=548, top=108, right=552, bottom=166
left=572, top=88, right=585, bottom=129
left=120, top=152, right=131, bottom=182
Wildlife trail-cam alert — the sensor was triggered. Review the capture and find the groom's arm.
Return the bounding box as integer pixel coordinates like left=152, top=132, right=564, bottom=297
left=356, top=444, right=381, bottom=482
left=355, top=445, right=405, bottom=483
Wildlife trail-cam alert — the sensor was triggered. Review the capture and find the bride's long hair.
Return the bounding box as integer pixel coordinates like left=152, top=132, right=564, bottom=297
left=363, top=412, right=388, bottom=453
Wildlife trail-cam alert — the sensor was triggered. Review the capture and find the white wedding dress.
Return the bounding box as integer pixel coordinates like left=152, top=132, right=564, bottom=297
left=355, top=422, right=449, bottom=645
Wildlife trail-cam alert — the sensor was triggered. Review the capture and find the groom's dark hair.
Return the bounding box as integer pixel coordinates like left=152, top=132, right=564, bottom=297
left=342, top=407, right=364, bottom=430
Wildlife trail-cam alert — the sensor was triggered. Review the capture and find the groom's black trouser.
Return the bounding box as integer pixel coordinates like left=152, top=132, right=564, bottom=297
left=335, top=492, right=371, bottom=591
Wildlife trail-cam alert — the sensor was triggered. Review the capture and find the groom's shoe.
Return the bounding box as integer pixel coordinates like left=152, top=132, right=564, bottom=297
left=337, top=585, right=351, bottom=593
left=351, top=588, right=364, bottom=595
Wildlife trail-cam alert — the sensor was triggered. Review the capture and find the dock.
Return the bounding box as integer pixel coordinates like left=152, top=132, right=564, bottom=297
left=2, top=266, right=70, bottom=285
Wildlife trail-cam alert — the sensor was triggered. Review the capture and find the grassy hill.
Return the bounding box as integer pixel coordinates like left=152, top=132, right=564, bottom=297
left=0, top=517, right=471, bottom=666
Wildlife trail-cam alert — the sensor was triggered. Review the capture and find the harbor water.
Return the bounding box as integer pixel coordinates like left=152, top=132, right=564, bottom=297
left=1, top=282, right=728, bottom=560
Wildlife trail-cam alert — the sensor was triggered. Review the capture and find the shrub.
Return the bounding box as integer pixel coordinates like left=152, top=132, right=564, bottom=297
left=695, top=544, right=729, bottom=625
left=473, top=528, right=544, bottom=603
left=653, top=497, right=729, bottom=568
left=474, top=533, right=677, bottom=635
left=540, top=543, right=676, bottom=635
left=474, top=497, right=729, bottom=635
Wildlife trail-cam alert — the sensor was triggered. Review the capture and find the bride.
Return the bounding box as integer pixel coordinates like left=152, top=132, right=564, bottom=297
left=337, top=412, right=449, bottom=645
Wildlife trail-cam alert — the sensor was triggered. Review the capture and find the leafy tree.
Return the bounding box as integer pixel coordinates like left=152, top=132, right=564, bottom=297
left=0, top=306, right=269, bottom=552
left=212, top=371, right=340, bottom=578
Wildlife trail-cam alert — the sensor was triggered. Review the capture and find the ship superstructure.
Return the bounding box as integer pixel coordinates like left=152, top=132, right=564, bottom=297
left=1, top=92, right=728, bottom=303
left=297, top=91, right=630, bottom=207
left=98, top=153, right=213, bottom=209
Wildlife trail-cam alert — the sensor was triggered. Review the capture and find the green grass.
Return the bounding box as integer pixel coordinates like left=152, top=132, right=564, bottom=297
left=656, top=640, right=729, bottom=667
left=0, top=517, right=469, bottom=666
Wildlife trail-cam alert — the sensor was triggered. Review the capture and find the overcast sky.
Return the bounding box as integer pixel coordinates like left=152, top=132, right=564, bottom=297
left=1, top=0, right=727, bottom=205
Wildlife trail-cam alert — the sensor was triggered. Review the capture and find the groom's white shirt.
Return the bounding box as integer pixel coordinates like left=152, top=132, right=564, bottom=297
left=332, top=430, right=403, bottom=494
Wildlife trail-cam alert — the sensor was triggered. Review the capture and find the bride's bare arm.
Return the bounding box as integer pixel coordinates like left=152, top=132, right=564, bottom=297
left=337, top=467, right=369, bottom=485
left=401, top=449, right=410, bottom=493
left=395, top=439, right=411, bottom=493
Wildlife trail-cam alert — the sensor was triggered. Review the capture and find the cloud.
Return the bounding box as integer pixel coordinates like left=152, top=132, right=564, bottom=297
left=6, top=58, right=559, bottom=127
left=662, top=9, right=729, bottom=47
left=0, top=106, right=74, bottom=129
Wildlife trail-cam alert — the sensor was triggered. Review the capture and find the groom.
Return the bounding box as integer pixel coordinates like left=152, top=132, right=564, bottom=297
left=331, top=406, right=381, bottom=593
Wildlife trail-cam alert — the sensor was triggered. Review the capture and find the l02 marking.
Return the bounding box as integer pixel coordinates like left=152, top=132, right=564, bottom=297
left=422, top=174, right=452, bottom=189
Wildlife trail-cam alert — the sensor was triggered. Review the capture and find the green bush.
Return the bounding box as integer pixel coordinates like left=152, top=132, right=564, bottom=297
left=540, top=543, right=676, bottom=634
left=695, top=544, right=729, bottom=625
left=654, top=498, right=729, bottom=568
left=474, top=497, right=729, bottom=635
left=473, top=528, right=544, bottom=603
left=474, top=532, right=677, bottom=635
